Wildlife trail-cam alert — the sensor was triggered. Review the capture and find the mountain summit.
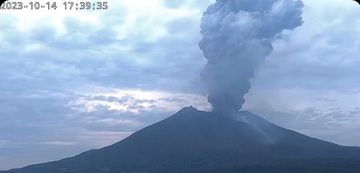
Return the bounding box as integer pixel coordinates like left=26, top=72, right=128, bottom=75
left=4, top=107, right=360, bottom=173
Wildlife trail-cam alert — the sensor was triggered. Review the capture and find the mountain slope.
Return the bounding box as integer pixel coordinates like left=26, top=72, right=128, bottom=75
left=5, top=107, right=360, bottom=173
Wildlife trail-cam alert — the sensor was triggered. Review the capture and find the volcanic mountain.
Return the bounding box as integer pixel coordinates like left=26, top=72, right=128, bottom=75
left=3, top=107, right=360, bottom=173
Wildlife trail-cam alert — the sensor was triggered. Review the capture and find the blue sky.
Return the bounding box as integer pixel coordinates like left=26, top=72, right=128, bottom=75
left=0, top=0, right=360, bottom=170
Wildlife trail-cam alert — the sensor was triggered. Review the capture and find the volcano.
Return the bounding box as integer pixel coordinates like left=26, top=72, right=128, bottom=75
left=3, top=107, right=360, bottom=173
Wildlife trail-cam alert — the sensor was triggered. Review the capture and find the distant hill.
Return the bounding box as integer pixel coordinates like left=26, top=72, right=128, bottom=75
left=4, top=107, right=360, bottom=173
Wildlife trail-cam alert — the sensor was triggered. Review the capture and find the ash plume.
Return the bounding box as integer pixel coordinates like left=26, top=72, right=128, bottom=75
left=200, top=0, right=304, bottom=114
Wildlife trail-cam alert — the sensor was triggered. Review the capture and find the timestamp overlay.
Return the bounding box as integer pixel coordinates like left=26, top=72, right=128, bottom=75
left=0, top=1, right=109, bottom=11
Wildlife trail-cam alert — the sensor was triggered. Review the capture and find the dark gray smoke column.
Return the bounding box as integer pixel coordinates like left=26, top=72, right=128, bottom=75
left=200, top=0, right=304, bottom=114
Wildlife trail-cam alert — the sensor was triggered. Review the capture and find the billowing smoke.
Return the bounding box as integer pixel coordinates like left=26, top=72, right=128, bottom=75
left=200, top=0, right=304, bottom=114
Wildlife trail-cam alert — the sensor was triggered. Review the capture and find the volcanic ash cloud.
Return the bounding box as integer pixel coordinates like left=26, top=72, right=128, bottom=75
left=199, top=0, right=304, bottom=114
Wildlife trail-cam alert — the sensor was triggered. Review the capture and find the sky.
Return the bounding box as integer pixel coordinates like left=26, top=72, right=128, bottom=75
left=0, top=0, right=360, bottom=170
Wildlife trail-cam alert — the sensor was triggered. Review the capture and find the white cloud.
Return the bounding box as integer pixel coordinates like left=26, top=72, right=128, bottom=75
left=246, top=83, right=360, bottom=146
left=0, top=0, right=214, bottom=168
left=39, top=141, right=78, bottom=146
left=70, top=87, right=210, bottom=113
